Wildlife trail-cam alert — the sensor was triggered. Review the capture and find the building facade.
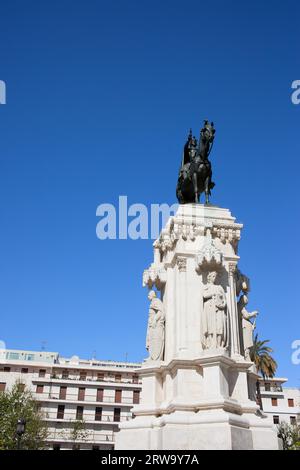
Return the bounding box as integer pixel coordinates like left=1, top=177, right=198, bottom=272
left=1, top=348, right=299, bottom=449
left=259, top=377, right=300, bottom=427
left=0, top=349, right=141, bottom=450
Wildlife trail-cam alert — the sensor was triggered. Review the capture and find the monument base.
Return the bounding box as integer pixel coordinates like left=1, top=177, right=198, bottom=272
left=115, top=353, right=279, bottom=450
left=115, top=411, right=278, bottom=450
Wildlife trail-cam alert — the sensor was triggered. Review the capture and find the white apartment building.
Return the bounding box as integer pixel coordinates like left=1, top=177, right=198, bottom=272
left=1, top=349, right=299, bottom=450
left=0, top=349, right=142, bottom=450
left=259, top=377, right=300, bottom=427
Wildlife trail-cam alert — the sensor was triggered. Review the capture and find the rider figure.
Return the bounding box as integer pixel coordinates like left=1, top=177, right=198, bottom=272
left=176, top=122, right=215, bottom=204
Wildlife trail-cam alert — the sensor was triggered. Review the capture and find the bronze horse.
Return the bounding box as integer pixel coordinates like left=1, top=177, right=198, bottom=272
left=176, top=121, right=215, bottom=204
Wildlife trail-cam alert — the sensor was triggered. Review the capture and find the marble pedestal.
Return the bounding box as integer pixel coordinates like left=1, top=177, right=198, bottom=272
left=115, top=205, right=278, bottom=450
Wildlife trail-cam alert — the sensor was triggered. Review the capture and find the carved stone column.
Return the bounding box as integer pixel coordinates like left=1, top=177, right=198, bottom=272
left=228, top=262, right=242, bottom=358
left=176, top=256, right=187, bottom=354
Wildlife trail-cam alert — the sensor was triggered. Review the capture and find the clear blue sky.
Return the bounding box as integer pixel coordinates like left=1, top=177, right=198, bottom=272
left=0, top=0, right=299, bottom=386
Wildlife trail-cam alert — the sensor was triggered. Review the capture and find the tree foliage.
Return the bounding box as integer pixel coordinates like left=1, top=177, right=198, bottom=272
left=277, top=422, right=300, bottom=450
left=250, top=334, right=277, bottom=378
left=0, top=382, right=49, bottom=450
left=70, top=419, right=88, bottom=442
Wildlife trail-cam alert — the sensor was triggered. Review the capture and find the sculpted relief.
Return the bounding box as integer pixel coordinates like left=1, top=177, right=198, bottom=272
left=202, top=271, right=228, bottom=350
left=146, top=290, right=165, bottom=362
left=238, top=294, right=258, bottom=360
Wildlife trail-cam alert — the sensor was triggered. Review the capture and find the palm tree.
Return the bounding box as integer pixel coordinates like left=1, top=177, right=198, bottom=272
left=250, top=334, right=277, bottom=408
left=250, top=334, right=277, bottom=378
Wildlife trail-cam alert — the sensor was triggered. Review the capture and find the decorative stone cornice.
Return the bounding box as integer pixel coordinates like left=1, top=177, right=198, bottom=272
left=195, top=236, right=223, bottom=271
left=137, top=355, right=239, bottom=376
left=143, top=264, right=167, bottom=289
left=212, top=223, right=242, bottom=244
left=154, top=211, right=243, bottom=255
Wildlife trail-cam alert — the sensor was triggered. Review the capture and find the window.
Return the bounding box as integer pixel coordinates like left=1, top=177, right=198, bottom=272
left=133, top=390, right=140, bottom=404
left=62, top=370, right=69, bottom=379
left=132, top=375, right=139, bottom=384
left=78, top=387, right=85, bottom=401
left=76, top=406, right=84, bottom=420
left=0, top=383, right=6, bottom=392
left=97, top=372, right=104, bottom=381
left=113, top=407, right=121, bottom=422
left=53, top=444, right=61, bottom=451
left=290, top=416, right=297, bottom=425
left=271, top=398, right=278, bottom=407
left=39, top=369, right=46, bottom=378
left=264, top=383, right=270, bottom=391
left=36, top=385, right=44, bottom=394
left=115, top=374, right=121, bottom=382
left=21, top=368, right=28, bottom=374
left=3, top=367, right=10, bottom=372
left=8, top=352, right=20, bottom=360
left=115, top=389, right=122, bottom=403
left=273, top=415, right=279, bottom=424
left=59, top=386, right=67, bottom=400
left=97, top=388, right=104, bottom=402
left=95, top=407, right=102, bottom=421
left=288, top=399, right=294, bottom=407
left=57, top=405, right=65, bottom=419
left=79, top=371, right=87, bottom=381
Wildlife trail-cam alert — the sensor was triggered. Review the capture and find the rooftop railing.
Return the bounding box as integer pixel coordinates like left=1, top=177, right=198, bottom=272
left=47, top=375, right=141, bottom=385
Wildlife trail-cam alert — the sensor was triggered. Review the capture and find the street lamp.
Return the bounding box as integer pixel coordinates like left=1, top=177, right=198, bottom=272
left=16, top=418, right=26, bottom=450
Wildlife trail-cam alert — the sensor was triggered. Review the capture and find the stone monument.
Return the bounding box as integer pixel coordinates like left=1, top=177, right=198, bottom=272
left=115, top=123, right=279, bottom=450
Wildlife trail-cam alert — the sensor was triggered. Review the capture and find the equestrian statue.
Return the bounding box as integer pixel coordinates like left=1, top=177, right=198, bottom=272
left=176, top=120, right=216, bottom=204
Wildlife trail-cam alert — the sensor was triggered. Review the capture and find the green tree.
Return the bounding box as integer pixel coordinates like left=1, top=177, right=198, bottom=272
left=250, top=334, right=277, bottom=408
left=277, top=422, right=300, bottom=450
left=53, top=419, right=88, bottom=449
left=0, top=381, right=49, bottom=450
left=70, top=419, right=88, bottom=443
left=250, top=334, right=278, bottom=378
left=293, top=429, right=300, bottom=450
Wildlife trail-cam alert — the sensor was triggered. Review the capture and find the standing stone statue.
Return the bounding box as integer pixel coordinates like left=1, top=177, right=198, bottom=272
left=202, top=271, right=228, bottom=349
left=238, top=294, right=258, bottom=360
left=146, top=290, right=165, bottom=361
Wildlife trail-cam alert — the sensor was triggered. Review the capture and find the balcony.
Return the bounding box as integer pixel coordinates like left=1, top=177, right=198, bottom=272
left=46, top=430, right=115, bottom=445
left=260, top=385, right=284, bottom=396
left=44, top=414, right=131, bottom=425
left=34, top=392, right=138, bottom=406
left=33, top=376, right=142, bottom=388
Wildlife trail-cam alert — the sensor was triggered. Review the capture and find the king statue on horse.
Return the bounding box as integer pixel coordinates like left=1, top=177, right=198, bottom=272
left=176, top=120, right=216, bottom=204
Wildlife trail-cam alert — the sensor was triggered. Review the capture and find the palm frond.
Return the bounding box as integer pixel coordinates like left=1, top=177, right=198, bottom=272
left=250, top=334, right=277, bottom=379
